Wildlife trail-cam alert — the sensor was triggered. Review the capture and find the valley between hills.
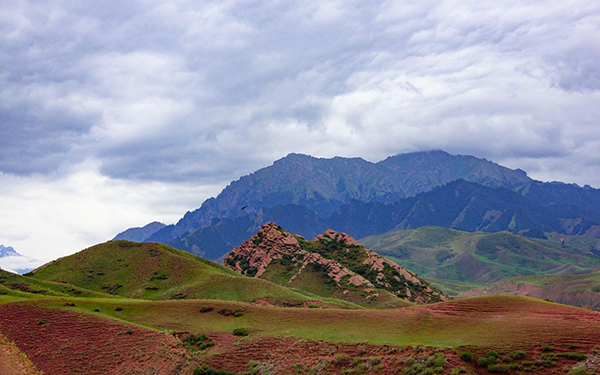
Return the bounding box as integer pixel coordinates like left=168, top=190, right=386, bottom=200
left=2, top=151, right=600, bottom=374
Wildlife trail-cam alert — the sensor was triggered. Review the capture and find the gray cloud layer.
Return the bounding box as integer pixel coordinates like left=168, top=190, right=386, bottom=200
left=1, top=0, right=600, bottom=187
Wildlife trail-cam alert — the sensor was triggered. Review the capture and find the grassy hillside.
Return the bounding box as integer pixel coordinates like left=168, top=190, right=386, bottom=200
left=459, top=270, right=600, bottom=310
left=0, top=269, right=111, bottom=299
left=30, top=241, right=357, bottom=308
left=8, top=294, right=599, bottom=349
left=361, top=226, right=600, bottom=284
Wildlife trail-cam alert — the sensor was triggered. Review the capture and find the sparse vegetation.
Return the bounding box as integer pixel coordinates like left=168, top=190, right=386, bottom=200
left=450, top=366, right=469, bottom=375
left=571, top=367, right=592, bottom=375
left=487, top=364, right=509, bottom=373
left=218, top=308, right=245, bottom=317
left=400, top=354, right=446, bottom=375
left=182, top=333, right=215, bottom=350
left=556, top=352, right=587, bottom=361
left=193, top=365, right=235, bottom=375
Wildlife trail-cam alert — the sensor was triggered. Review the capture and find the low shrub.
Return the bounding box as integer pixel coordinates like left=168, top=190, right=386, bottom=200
left=541, top=344, right=554, bottom=352
left=233, top=328, right=249, bottom=336
left=450, top=367, right=469, bottom=375
left=571, top=367, right=592, bottom=375
left=401, top=354, right=446, bottom=375
left=487, top=364, right=509, bottom=373
left=509, top=363, right=523, bottom=370
left=460, top=352, right=473, bottom=362
left=200, top=306, right=214, bottom=313
left=218, top=308, right=244, bottom=317
left=150, top=272, right=168, bottom=281
left=477, top=356, right=496, bottom=367
left=509, top=351, right=525, bottom=360
left=183, top=333, right=215, bottom=350
left=556, top=352, right=587, bottom=361
left=331, top=353, right=351, bottom=365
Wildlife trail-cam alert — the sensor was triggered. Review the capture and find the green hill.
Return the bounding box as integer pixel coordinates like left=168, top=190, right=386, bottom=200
left=30, top=241, right=357, bottom=308
left=458, top=270, right=600, bottom=310
left=361, top=227, right=600, bottom=284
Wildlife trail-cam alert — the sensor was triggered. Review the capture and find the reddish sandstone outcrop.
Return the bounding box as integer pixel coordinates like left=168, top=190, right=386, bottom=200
left=225, top=223, right=446, bottom=305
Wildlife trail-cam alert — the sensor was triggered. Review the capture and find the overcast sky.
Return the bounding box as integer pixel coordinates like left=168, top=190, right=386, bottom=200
left=1, top=0, right=599, bottom=269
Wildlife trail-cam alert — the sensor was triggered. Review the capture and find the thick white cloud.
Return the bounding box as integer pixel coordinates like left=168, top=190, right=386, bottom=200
left=1, top=0, right=600, bottom=260
left=0, top=161, right=222, bottom=265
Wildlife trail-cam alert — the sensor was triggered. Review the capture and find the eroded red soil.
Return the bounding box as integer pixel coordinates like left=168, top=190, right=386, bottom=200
left=0, top=302, right=191, bottom=375
left=197, top=335, right=600, bottom=375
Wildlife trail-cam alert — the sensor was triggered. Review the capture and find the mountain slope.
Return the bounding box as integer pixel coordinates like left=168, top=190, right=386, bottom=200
left=30, top=241, right=356, bottom=307
left=144, top=150, right=536, bottom=243
left=170, top=180, right=600, bottom=261
left=112, top=222, right=166, bottom=242
left=361, top=226, right=600, bottom=284
left=224, top=223, right=445, bottom=308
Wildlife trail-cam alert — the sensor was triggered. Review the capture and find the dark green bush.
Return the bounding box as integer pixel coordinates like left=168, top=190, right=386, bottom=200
left=477, top=356, right=496, bottom=367
left=182, top=333, right=215, bottom=351
left=218, top=308, right=245, bottom=317
left=233, top=328, right=249, bottom=336
left=571, top=367, right=592, bottom=375
left=200, top=306, right=214, bottom=313
left=460, top=352, right=473, bottom=362
left=487, top=364, right=509, bottom=373
left=509, top=363, right=523, bottom=370
left=170, top=293, right=187, bottom=300
left=509, top=351, right=525, bottom=360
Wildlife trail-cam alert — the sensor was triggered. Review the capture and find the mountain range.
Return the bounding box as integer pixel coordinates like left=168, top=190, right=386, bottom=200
left=114, top=150, right=600, bottom=262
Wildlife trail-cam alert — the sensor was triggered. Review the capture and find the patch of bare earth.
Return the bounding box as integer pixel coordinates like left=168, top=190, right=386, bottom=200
left=0, top=302, right=192, bottom=375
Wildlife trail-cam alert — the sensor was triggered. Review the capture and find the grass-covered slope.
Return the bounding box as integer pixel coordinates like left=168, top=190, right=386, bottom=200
left=0, top=269, right=111, bottom=299
left=361, top=226, right=600, bottom=284
left=30, top=241, right=355, bottom=307
left=459, top=270, right=600, bottom=310
left=225, top=224, right=445, bottom=308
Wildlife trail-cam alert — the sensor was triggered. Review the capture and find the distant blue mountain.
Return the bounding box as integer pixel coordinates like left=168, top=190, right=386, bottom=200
left=0, top=245, right=20, bottom=258
left=113, top=150, right=600, bottom=260
left=112, top=221, right=166, bottom=242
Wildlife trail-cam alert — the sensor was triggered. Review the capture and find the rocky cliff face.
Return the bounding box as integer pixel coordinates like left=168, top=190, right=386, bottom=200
left=225, top=223, right=445, bottom=306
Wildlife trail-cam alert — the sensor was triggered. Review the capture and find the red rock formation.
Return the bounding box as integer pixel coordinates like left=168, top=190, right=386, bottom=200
left=225, top=223, right=446, bottom=305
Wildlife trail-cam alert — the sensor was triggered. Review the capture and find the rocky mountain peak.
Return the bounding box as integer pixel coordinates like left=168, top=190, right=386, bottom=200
left=225, top=224, right=446, bottom=306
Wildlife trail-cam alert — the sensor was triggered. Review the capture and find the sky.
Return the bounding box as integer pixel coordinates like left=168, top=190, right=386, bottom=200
left=1, top=0, right=599, bottom=269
